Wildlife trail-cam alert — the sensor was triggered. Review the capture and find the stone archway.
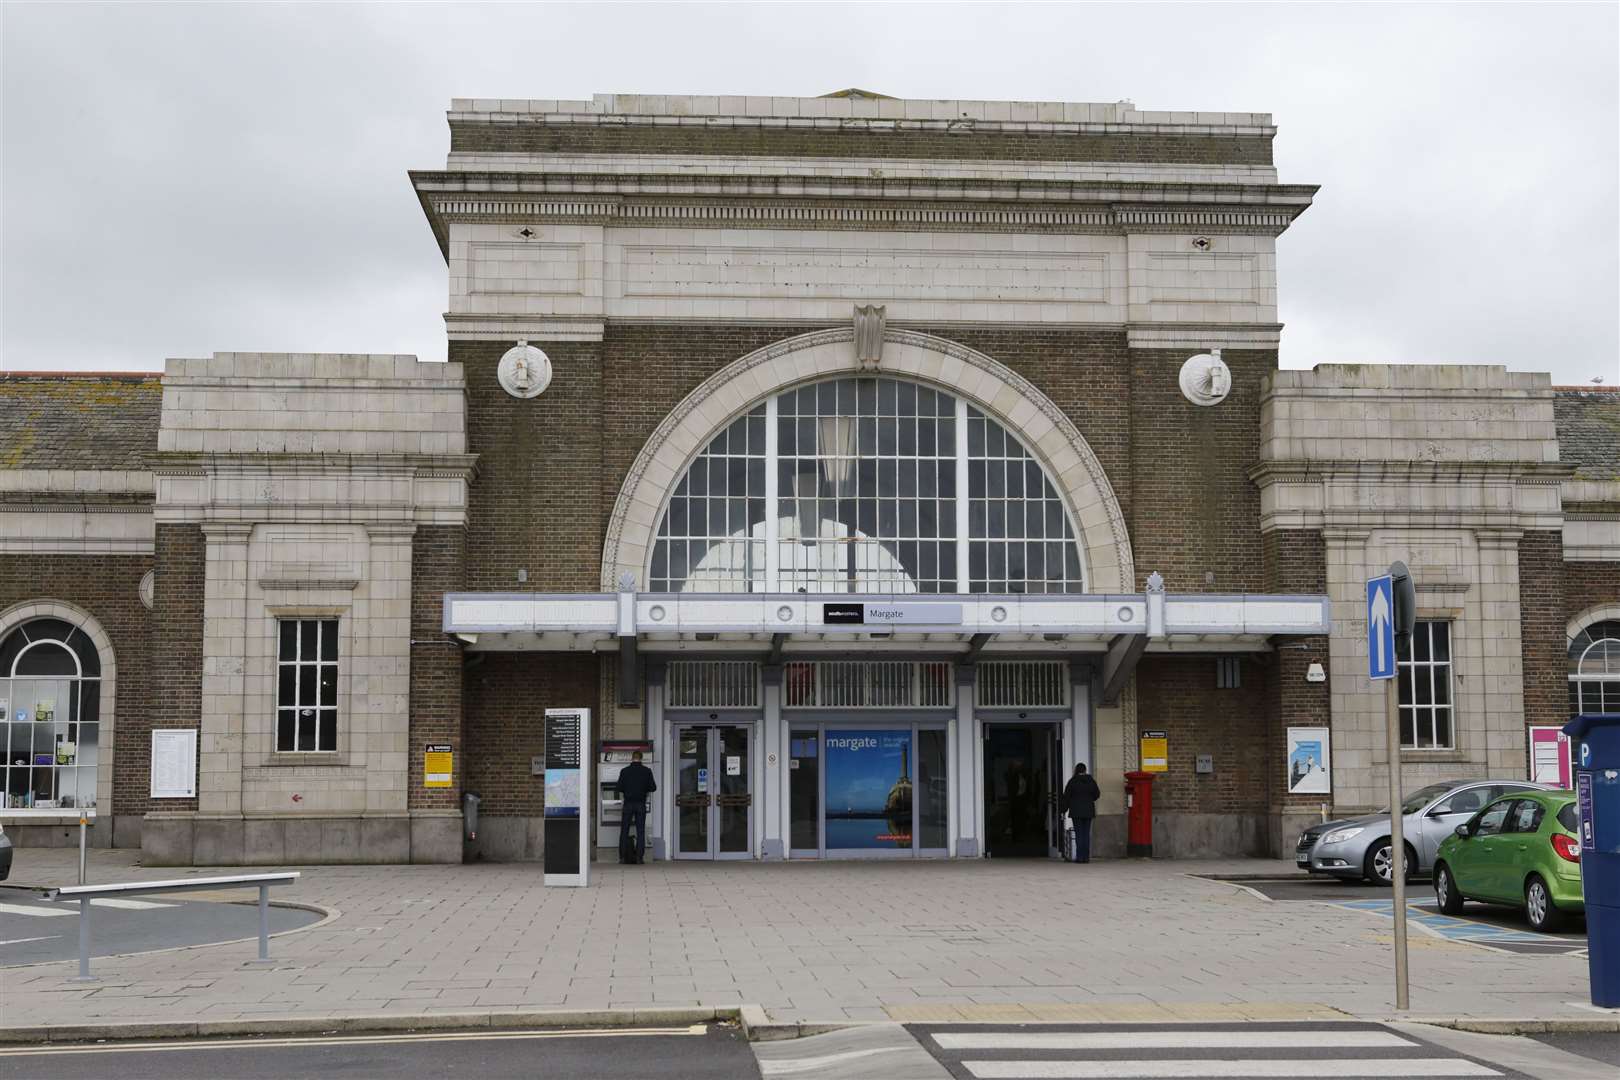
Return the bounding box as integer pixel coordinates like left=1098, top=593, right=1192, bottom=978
left=600, top=327, right=1133, bottom=594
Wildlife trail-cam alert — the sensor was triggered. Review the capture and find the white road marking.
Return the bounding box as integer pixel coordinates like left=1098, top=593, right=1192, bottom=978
left=759, top=1046, right=909, bottom=1075
left=0, top=935, right=60, bottom=946
left=0, top=1025, right=709, bottom=1056
left=0, top=902, right=73, bottom=918
left=963, top=1059, right=1499, bottom=1078
left=936, top=1031, right=1417, bottom=1050
left=89, top=898, right=174, bottom=910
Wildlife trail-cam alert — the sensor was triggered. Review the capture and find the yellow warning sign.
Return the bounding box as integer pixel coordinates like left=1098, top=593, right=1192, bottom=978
left=1139, top=730, right=1168, bottom=773
left=424, top=744, right=453, bottom=788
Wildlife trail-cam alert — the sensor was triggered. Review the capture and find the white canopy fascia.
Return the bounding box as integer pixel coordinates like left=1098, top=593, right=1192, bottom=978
left=442, top=590, right=1331, bottom=652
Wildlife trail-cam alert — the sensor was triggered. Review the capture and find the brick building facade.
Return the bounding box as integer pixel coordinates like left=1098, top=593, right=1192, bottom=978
left=2, top=93, right=1615, bottom=866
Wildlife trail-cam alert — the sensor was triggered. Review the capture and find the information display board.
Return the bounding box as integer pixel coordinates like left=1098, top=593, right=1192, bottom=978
left=1528, top=726, right=1574, bottom=788
left=543, top=708, right=591, bottom=886
left=150, top=729, right=198, bottom=798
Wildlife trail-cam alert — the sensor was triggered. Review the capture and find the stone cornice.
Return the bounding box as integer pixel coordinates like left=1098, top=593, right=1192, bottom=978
left=411, top=173, right=1316, bottom=256
left=151, top=452, right=479, bottom=477
left=1249, top=460, right=1577, bottom=485
left=0, top=497, right=151, bottom=511
left=448, top=107, right=1276, bottom=138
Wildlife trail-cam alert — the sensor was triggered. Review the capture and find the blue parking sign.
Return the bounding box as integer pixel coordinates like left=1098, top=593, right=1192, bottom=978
left=1367, top=575, right=1395, bottom=680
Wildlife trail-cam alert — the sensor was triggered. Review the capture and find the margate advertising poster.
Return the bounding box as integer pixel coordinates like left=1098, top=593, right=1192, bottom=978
left=824, top=729, right=913, bottom=849
left=1286, top=726, right=1331, bottom=794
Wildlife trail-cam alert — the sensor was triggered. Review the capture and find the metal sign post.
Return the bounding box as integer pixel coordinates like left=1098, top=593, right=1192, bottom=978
left=1369, top=562, right=1415, bottom=1011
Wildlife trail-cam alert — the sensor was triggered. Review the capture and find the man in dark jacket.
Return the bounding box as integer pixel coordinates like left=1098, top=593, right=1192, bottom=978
left=1062, top=762, right=1100, bottom=863
left=614, top=751, right=657, bottom=864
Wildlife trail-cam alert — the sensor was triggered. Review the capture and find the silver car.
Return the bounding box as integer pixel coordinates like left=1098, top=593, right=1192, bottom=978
left=1296, top=779, right=1552, bottom=884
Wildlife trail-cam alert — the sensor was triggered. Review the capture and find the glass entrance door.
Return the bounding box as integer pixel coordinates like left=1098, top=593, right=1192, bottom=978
left=983, top=722, right=1058, bottom=858
left=674, top=724, right=752, bottom=859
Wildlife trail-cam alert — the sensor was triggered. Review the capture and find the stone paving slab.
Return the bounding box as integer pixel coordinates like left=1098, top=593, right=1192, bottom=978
left=0, top=849, right=1594, bottom=1028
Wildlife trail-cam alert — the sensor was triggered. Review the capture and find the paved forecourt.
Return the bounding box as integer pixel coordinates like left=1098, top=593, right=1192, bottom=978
left=0, top=849, right=1597, bottom=1032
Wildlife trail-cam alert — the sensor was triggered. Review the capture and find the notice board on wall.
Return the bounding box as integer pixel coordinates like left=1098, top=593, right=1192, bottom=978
left=150, top=729, right=198, bottom=798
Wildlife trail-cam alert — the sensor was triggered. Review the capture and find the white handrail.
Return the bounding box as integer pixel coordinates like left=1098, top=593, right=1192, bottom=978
left=41, top=872, right=301, bottom=980
left=45, top=872, right=298, bottom=899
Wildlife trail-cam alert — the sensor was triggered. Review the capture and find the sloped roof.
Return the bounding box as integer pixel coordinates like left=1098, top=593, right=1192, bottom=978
left=0, top=373, right=163, bottom=471
left=1555, top=388, right=1620, bottom=481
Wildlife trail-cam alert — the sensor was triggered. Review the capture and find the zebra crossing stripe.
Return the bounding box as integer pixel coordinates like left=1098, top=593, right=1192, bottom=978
left=935, top=1030, right=1416, bottom=1050
left=962, top=1058, right=1500, bottom=1079
left=0, top=902, right=74, bottom=918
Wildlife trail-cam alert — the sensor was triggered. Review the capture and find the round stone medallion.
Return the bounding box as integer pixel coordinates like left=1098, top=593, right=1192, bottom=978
left=1178, top=350, right=1232, bottom=407
left=498, top=340, right=552, bottom=399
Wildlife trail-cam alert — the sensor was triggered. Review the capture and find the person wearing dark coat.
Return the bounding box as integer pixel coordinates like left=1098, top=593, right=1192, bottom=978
left=614, top=751, right=657, bottom=864
left=1062, top=762, right=1101, bottom=863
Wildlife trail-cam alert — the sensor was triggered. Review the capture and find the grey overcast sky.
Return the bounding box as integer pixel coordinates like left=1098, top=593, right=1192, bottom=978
left=2, top=2, right=1616, bottom=383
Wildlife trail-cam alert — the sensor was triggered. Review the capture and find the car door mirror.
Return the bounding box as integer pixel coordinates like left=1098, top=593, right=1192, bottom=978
left=1454, top=823, right=1472, bottom=839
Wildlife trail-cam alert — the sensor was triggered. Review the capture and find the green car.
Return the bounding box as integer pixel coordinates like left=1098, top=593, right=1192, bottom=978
left=1433, top=790, right=1584, bottom=932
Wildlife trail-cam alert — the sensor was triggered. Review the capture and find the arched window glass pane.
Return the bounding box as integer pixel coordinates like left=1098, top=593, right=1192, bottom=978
left=1569, top=621, right=1620, bottom=675
left=648, top=378, right=1084, bottom=595
left=0, top=617, right=101, bottom=810
left=15, top=642, right=77, bottom=677
left=1568, top=620, right=1620, bottom=715
left=650, top=405, right=767, bottom=593
left=966, top=405, right=1082, bottom=594
left=776, top=377, right=950, bottom=593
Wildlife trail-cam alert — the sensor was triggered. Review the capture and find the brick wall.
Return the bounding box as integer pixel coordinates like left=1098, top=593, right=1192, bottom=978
left=1566, top=561, right=1620, bottom=628
left=1519, top=531, right=1569, bottom=730
left=0, top=552, right=152, bottom=818
left=1262, top=529, right=1332, bottom=814
left=448, top=124, right=1275, bottom=166
left=409, top=525, right=465, bottom=810
left=1128, top=348, right=1274, bottom=592
left=462, top=653, right=600, bottom=816
left=141, top=523, right=204, bottom=814
left=1134, top=655, right=1269, bottom=814
left=459, top=326, right=1279, bottom=600
left=458, top=340, right=606, bottom=592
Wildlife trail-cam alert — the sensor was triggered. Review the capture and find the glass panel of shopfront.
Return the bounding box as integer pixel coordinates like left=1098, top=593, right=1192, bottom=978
left=789, top=722, right=948, bottom=858
left=717, top=725, right=750, bottom=855
left=789, top=729, right=820, bottom=856
left=675, top=728, right=709, bottom=857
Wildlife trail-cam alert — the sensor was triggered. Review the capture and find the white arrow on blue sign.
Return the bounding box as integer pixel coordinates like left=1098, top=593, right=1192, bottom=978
left=1367, top=574, right=1396, bottom=680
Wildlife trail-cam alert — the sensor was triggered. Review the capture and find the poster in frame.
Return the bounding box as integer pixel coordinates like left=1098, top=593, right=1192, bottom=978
left=1286, top=726, right=1331, bottom=795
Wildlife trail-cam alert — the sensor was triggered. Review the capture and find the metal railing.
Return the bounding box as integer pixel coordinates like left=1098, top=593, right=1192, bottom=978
left=43, top=871, right=301, bottom=981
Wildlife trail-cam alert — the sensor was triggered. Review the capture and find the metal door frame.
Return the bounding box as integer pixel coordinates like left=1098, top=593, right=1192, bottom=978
left=671, top=721, right=755, bottom=860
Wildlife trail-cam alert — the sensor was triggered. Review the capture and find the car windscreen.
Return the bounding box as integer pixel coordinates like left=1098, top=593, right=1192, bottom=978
left=1557, top=802, right=1579, bottom=834
left=1397, top=783, right=1456, bottom=815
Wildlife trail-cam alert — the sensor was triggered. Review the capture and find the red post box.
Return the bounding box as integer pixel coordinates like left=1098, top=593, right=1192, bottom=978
left=1125, top=770, right=1155, bottom=857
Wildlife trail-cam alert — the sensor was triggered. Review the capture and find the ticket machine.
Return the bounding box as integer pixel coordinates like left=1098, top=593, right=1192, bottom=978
left=597, top=740, right=655, bottom=853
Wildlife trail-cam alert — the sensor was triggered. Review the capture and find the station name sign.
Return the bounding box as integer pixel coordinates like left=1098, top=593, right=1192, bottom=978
left=822, top=602, right=963, bottom=626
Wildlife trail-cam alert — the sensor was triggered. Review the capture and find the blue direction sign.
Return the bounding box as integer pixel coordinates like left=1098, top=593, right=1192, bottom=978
left=1367, top=574, right=1396, bottom=680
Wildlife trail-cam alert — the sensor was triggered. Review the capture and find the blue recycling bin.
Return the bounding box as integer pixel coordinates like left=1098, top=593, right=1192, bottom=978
left=1562, top=713, right=1620, bottom=1007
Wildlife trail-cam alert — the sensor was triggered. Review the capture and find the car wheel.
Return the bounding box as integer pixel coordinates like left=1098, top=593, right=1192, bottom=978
left=1525, top=875, right=1566, bottom=933
left=1434, top=863, right=1465, bottom=915
left=1364, top=840, right=1417, bottom=886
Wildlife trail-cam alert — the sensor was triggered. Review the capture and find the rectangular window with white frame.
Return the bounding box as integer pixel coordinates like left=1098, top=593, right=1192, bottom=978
left=277, top=618, right=338, bottom=752
left=1398, top=620, right=1453, bottom=749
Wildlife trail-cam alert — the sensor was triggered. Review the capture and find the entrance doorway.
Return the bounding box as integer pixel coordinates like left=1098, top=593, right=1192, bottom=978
left=983, top=723, right=1061, bottom=857
left=673, top=724, right=752, bottom=859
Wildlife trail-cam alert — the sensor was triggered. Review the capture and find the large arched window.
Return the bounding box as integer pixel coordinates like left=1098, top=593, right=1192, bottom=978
left=1569, top=619, right=1620, bottom=715
left=649, top=376, right=1085, bottom=594
left=0, top=618, right=101, bottom=809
